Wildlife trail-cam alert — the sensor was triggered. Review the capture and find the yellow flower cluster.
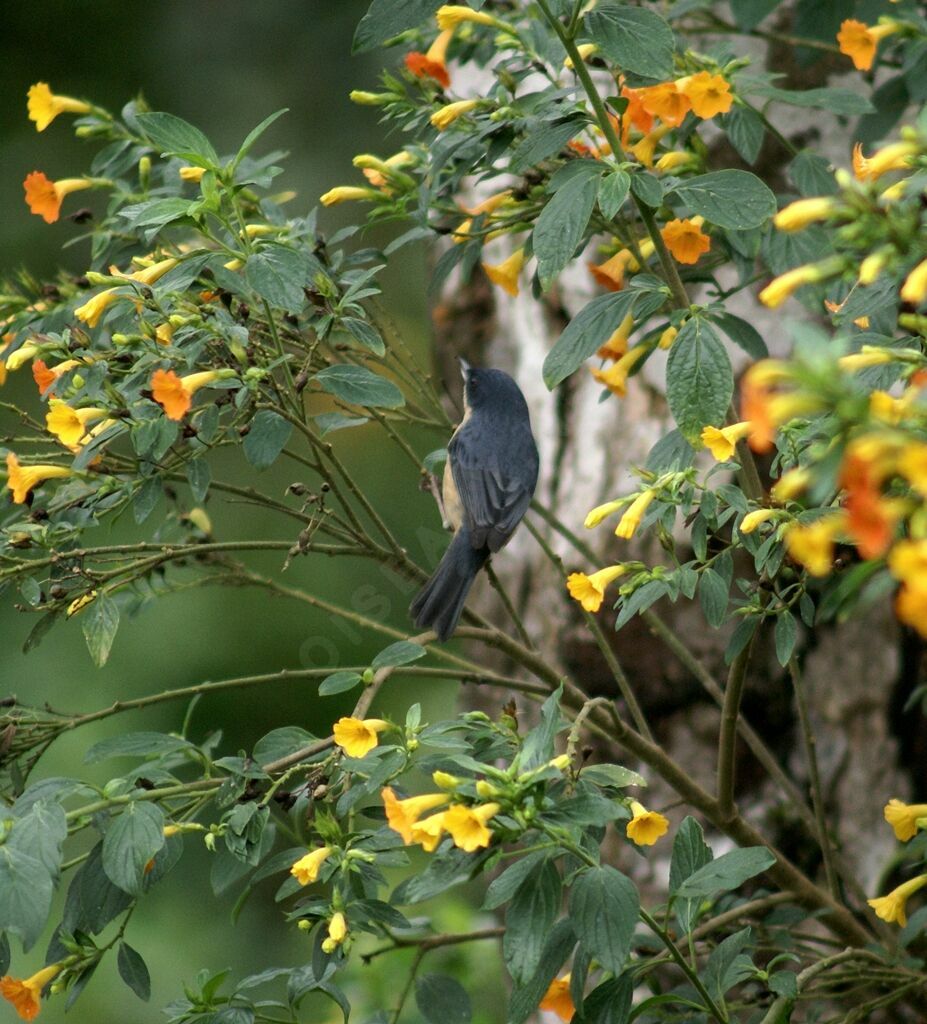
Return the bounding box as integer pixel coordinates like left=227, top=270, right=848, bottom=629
left=381, top=786, right=500, bottom=852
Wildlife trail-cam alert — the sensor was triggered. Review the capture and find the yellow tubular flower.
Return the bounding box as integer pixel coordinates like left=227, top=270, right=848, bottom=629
left=432, top=770, right=460, bottom=790
left=854, top=140, right=918, bottom=182
left=629, top=123, right=673, bottom=168
left=410, top=810, right=446, bottom=851
left=626, top=800, right=670, bottom=845
left=858, top=250, right=890, bottom=286
left=333, top=716, right=389, bottom=758
left=321, top=912, right=348, bottom=953
left=774, top=197, right=838, bottom=232
left=319, top=186, right=381, bottom=206
left=67, top=591, right=97, bottom=617
left=482, top=248, right=526, bottom=297
left=899, top=444, right=927, bottom=494
left=838, top=346, right=894, bottom=371
left=382, top=787, right=449, bottom=843
left=290, top=846, right=333, bottom=885
left=759, top=262, right=836, bottom=308
left=436, top=5, right=502, bottom=30
left=74, top=288, right=120, bottom=327
left=884, top=799, right=927, bottom=842
left=838, top=18, right=902, bottom=71
left=584, top=499, right=625, bottom=529
left=28, top=82, right=91, bottom=131
left=701, top=421, right=752, bottom=461
left=1, top=961, right=64, bottom=1021
left=598, top=314, right=634, bottom=360
left=674, top=72, right=733, bottom=119
left=539, top=975, right=575, bottom=1022
left=655, top=151, right=695, bottom=173
left=442, top=802, right=500, bottom=851
left=4, top=343, right=41, bottom=372
left=591, top=345, right=648, bottom=397
left=430, top=98, right=480, bottom=130
left=615, top=489, right=656, bottom=540
left=739, top=508, right=777, bottom=534
left=564, top=43, right=597, bottom=69
left=566, top=564, right=627, bottom=613
left=784, top=516, right=845, bottom=576
left=46, top=401, right=109, bottom=450
left=867, top=873, right=927, bottom=927
left=179, top=166, right=206, bottom=182
left=5, top=452, right=72, bottom=504
left=658, top=326, right=678, bottom=350
left=901, top=259, right=927, bottom=305
left=771, top=467, right=811, bottom=502
left=888, top=539, right=927, bottom=583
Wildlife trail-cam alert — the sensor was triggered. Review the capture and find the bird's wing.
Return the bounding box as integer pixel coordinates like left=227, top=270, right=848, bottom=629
left=449, top=433, right=534, bottom=551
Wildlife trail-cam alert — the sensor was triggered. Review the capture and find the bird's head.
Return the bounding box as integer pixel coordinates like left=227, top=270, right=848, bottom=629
left=459, top=358, right=528, bottom=416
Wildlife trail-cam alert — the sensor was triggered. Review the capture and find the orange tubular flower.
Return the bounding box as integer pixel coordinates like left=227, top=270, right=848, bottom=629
left=637, top=82, right=691, bottom=127
left=840, top=453, right=899, bottom=560
left=629, top=123, right=673, bottom=167
left=661, top=217, right=710, bottom=264
left=838, top=19, right=902, bottom=71
left=27, top=82, right=91, bottom=131
left=23, top=171, right=93, bottom=224
left=588, top=249, right=635, bottom=291
left=1, top=963, right=64, bottom=1021
left=675, top=72, right=732, bottom=119
left=405, top=28, right=454, bottom=88
left=539, top=975, right=574, bottom=1022
left=5, top=452, right=73, bottom=505
left=482, top=248, right=526, bottom=297
left=597, top=313, right=634, bottom=360
left=592, top=346, right=647, bottom=397
left=620, top=85, right=653, bottom=136
left=151, top=368, right=222, bottom=421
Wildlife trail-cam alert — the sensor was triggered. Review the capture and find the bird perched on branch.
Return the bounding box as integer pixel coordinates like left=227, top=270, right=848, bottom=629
left=411, top=359, right=539, bottom=641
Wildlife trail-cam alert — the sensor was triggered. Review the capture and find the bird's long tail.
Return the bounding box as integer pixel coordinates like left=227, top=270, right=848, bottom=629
left=410, top=527, right=489, bottom=642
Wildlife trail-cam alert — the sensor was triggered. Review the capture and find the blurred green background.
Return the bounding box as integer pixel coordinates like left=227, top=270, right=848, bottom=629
left=0, top=3, right=494, bottom=1021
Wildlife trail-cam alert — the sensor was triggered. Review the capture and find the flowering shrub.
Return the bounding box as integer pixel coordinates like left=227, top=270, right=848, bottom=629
left=3, top=2, right=927, bottom=1022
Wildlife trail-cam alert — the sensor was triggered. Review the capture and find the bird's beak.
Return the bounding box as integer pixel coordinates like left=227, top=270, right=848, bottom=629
left=457, top=356, right=470, bottom=380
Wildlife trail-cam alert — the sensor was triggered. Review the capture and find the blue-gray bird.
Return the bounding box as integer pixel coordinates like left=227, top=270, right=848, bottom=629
left=410, top=360, right=539, bottom=641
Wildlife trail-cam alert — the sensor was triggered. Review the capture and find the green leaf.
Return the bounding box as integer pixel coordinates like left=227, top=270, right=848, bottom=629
left=699, top=568, right=729, bottom=628
left=856, top=76, right=909, bottom=146
left=101, top=801, right=165, bottom=895
left=666, top=318, right=733, bottom=445
left=722, top=106, right=765, bottom=165
left=232, top=108, right=288, bottom=170
left=629, top=171, right=663, bottom=208
left=135, top=111, right=219, bottom=167
left=645, top=429, right=695, bottom=473
left=63, top=842, right=132, bottom=935
left=712, top=311, right=768, bottom=359
left=570, top=866, right=639, bottom=974
left=598, top=171, right=631, bottom=220
left=533, top=173, right=599, bottom=290
left=704, top=927, right=755, bottom=1000
left=543, top=290, right=638, bottom=389
left=118, top=942, right=151, bottom=1001
left=314, top=364, right=405, bottom=409
left=243, top=410, right=292, bottom=470
left=319, top=671, right=362, bottom=696
left=245, top=243, right=315, bottom=312
left=507, top=919, right=576, bottom=1024
left=584, top=3, right=675, bottom=79
left=372, top=640, right=427, bottom=668
left=520, top=684, right=564, bottom=770
left=676, top=846, right=775, bottom=899
left=774, top=612, right=798, bottom=667
left=504, top=860, right=562, bottom=983
left=353, top=0, right=441, bottom=52
left=314, top=412, right=369, bottom=436
left=187, top=458, right=210, bottom=503
left=580, top=764, right=644, bottom=788
left=341, top=317, right=386, bottom=355
left=81, top=593, right=120, bottom=668
left=574, top=976, right=633, bottom=1024
left=669, top=816, right=713, bottom=933
left=669, top=170, right=776, bottom=230
left=415, top=974, right=471, bottom=1024
left=84, top=731, right=194, bottom=764
left=0, top=845, right=53, bottom=950
left=484, top=852, right=551, bottom=910
left=789, top=151, right=838, bottom=197
left=739, top=81, right=875, bottom=116
left=509, top=118, right=586, bottom=173
left=730, top=0, right=779, bottom=31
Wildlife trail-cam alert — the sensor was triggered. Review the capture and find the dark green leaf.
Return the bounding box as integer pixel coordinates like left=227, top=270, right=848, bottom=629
left=666, top=318, right=733, bottom=445
left=723, top=106, right=765, bottom=165
left=484, top=852, right=551, bottom=910
left=392, top=848, right=486, bottom=904
left=580, top=764, right=645, bottom=788
left=730, top=0, right=780, bottom=32
left=63, top=843, right=132, bottom=935
left=504, top=860, right=562, bottom=983
left=789, top=151, right=838, bottom=197
left=415, top=974, right=471, bottom=1024
left=669, top=170, right=776, bottom=229
left=510, top=118, right=585, bottom=173
left=319, top=671, right=362, bottom=696
left=85, top=731, right=194, bottom=764
left=704, top=927, right=755, bottom=999
left=187, top=458, right=210, bottom=503
left=101, top=802, right=165, bottom=895
left=507, top=919, right=576, bottom=1024
left=0, top=846, right=53, bottom=950
left=774, top=612, right=798, bottom=667
left=645, top=429, right=695, bottom=472
left=570, top=866, right=639, bottom=974
left=371, top=641, right=427, bottom=669
left=81, top=593, right=120, bottom=668
left=712, top=311, right=768, bottom=359
left=584, top=3, right=675, bottom=79
left=543, top=290, right=638, bottom=389
left=118, top=942, right=151, bottom=1001
left=342, top=317, right=385, bottom=355
left=245, top=244, right=315, bottom=312
left=574, top=976, right=633, bottom=1024
left=699, top=569, right=729, bottom=628
left=669, top=817, right=713, bottom=933
left=533, top=173, right=599, bottom=290
left=314, top=364, right=405, bottom=409
left=136, top=111, right=219, bottom=166
left=520, top=684, right=564, bottom=770
left=676, top=846, right=775, bottom=898
left=739, top=81, right=875, bottom=115
left=598, top=171, right=631, bottom=219
left=629, top=170, right=663, bottom=208
left=243, top=410, right=292, bottom=470
left=856, top=76, right=909, bottom=146
left=353, top=0, right=441, bottom=51
left=232, top=108, right=289, bottom=169
left=314, top=412, right=369, bottom=436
